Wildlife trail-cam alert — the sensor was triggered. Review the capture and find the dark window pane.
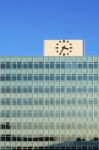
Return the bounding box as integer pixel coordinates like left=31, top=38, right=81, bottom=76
left=83, top=62, right=87, bottom=68
left=39, top=74, right=44, bottom=80
left=45, top=75, right=49, bottom=80
left=28, top=74, right=32, bottom=80
left=6, top=74, right=11, bottom=81
left=23, top=63, right=28, bottom=68
left=50, top=74, right=54, bottom=80
left=23, top=75, right=27, bottom=81
left=78, top=63, right=82, bottom=68
left=45, top=63, right=49, bottom=68
left=61, top=74, right=65, bottom=80
left=17, top=74, right=21, bottom=80
left=39, top=62, right=44, bottom=68
left=17, top=86, right=21, bottom=93
left=34, top=75, right=38, bottom=80
left=6, top=87, right=11, bottom=93
left=67, top=75, right=71, bottom=80
left=56, top=63, right=60, bottom=68
left=1, top=75, right=5, bottom=81
left=1, top=63, right=5, bottom=69
left=28, top=87, right=32, bottom=93
left=12, top=63, right=16, bottom=68
left=78, top=75, right=82, bottom=80
left=28, top=62, right=33, bottom=68
left=12, top=75, right=16, bottom=81
left=34, top=63, right=38, bottom=68
left=66, top=64, right=71, bottom=68
left=17, top=62, right=21, bottom=68
left=89, top=63, right=93, bottom=68
left=6, top=62, right=11, bottom=69
left=61, top=62, right=65, bottom=68
left=72, top=74, right=76, bottom=80
left=94, top=62, right=98, bottom=68
left=50, top=62, right=54, bottom=68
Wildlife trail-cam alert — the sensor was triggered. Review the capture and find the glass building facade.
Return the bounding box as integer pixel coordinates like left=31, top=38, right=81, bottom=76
left=0, top=56, right=99, bottom=150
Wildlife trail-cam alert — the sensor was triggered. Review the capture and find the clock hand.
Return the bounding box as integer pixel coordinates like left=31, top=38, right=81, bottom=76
left=64, top=46, right=69, bottom=50
left=59, top=48, right=64, bottom=55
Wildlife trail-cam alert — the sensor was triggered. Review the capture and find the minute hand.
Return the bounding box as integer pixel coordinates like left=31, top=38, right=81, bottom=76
left=59, top=48, right=64, bottom=55
left=59, top=47, right=69, bottom=55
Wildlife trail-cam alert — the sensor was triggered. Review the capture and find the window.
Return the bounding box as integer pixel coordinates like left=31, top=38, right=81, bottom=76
left=66, top=63, right=71, bottom=68
left=12, top=75, right=16, bottom=81
left=6, top=87, right=11, bottom=93
left=17, top=62, right=21, bottom=68
left=61, top=74, right=65, bottom=80
left=89, top=63, right=93, bottom=68
left=34, top=62, right=38, bottom=68
left=28, top=99, right=32, bottom=105
left=45, top=63, right=49, bottom=68
left=83, top=62, right=87, bottom=68
left=17, top=99, right=22, bottom=105
left=28, top=62, right=33, bottom=68
left=72, top=74, right=76, bottom=80
left=66, top=75, right=71, bottom=80
left=50, top=62, right=54, bottom=68
left=39, top=74, right=43, bottom=80
left=56, top=63, right=60, bottom=68
left=23, top=75, right=27, bottom=81
left=17, top=74, right=21, bottom=81
left=6, top=62, right=11, bottom=69
left=12, top=63, right=16, bottom=68
left=28, top=86, right=32, bottom=93
left=50, top=74, right=54, bottom=80
left=78, top=63, right=82, bottom=68
left=39, top=62, right=43, bottom=68
left=23, top=63, right=28, bottom=68
left=28, top=74, right=32, bottom=80
left=6, top=99, right=10, bottom=105
left=61, top=62, right=65, bottom=68
left=94, top=62, right=98, bottom=68
left=72, top=63, right=77, bottom=68
left=1, top=75, right=5, bottom=81
left=17, top=86, right=21, bottom=93
left=1, top=63, right=5, bottom=69
left=78, top=75, right=82, bottom=80
left=83, top=74, right=87, bottom=80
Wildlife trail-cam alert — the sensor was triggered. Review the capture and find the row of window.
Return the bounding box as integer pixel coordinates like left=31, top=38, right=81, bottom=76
left=0, top=86, right=98, bottom=93
left=0, top=98, right=98, bottom=105
left=0, top=62, right=98, bottom=69
left=0, top=135, right=55, bottom=141
left=0, top=122, right=98, bottom=130
left=0, top=74, right=98, bottom=81
left=0, top=110, right=98, bottom=117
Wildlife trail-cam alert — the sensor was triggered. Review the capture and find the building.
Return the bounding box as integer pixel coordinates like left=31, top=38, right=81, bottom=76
left=0, top=41, right=99, bottom=150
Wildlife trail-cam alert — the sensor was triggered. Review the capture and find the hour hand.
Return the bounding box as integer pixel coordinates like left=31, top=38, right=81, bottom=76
left=63, top=46, right=69, bottom=50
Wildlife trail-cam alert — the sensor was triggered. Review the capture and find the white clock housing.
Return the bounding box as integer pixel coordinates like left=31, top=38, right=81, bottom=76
left=44, top=40, right=84, bottom=56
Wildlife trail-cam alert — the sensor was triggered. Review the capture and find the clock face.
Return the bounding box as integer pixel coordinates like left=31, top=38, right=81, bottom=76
left=55, top=40, right=73, bottom=56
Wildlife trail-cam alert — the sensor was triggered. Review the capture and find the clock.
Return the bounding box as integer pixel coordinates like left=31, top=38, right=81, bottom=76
left=55, top=40, right=73, bottom=56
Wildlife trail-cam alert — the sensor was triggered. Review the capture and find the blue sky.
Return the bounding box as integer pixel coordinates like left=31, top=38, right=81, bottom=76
left=0, top=0, right=99, bottom=56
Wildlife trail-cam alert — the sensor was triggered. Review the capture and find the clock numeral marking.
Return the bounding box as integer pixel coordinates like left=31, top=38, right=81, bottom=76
left=67, top=41, right=69, bottom=43
left=63, top=53, right=65, bottom=56
left=63, top=40, right=65, bottom=43
left=56, top=43, right=59, bottom=45
left=70, top=43, right=72, bottom=45
left=70, top=47, right=73, bottom=49
left=55, top=47, right=58, bottom=49
left=56, top=50, right=59, bottom=53
left=67, top=53, right=69, bottom=55
left=59, top=41, right=61, bottom=43
left=70, top=50, right=72, bottom=53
